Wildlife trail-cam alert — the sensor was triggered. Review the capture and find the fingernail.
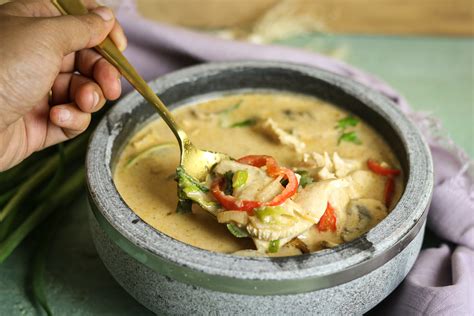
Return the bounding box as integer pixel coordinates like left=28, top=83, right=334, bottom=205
left=92, top=91, right=100, bottom=109
left=93, top=7, right=114, bottom=21
left=58, top=109, right=71, bottom=123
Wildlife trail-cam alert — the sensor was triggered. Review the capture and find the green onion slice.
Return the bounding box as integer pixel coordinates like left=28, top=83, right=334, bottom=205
left=226, top=223, right=249, bottom=238
left=268, top=240, right=280, bottom=253
left=232, top=170, right=248, bottom=189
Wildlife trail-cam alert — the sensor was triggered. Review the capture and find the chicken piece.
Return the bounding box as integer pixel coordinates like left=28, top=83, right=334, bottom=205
left=332, top=152, right=363, bottom=178
left=341, top=199, right=388, bottom=242
left=301, top=151, right=362, bottom=180
left=216, top=210, right=249, bottom=226
left=248, top=217, right=314, bottom=247
left=244, top=178, right=349, bottom=252
left=255, top=118, right=306, bottom=153
left=294, top=178, right=350, bottom=221
left=246, top=200, right=314, bottom=242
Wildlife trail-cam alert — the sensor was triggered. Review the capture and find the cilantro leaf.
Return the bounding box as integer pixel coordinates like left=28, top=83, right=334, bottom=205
left=338, top=131, right=362, bottom=145
left=218, top=100, right=242, bottom=115
left=230, top=117, right=258, bottom=128
left=295, top=170, right=314, bottom=188
left=336, top=116, right=359, bottom=129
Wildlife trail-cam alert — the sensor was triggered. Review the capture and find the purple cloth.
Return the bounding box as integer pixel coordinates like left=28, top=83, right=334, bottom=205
left=115, top=1, right=474, bottom=314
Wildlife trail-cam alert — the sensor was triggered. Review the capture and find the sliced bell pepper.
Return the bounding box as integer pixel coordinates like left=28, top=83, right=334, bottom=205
left=211, top=155, right=298, bottom=213
left=367, top=159, right=401, bottom=176
left=236, top=155, right=280, bottom=175
left=211, top=180, right=261, bottom=213
left=384, top=177, right=395, bottom=207
left=317, top=202, right=337, bottom=232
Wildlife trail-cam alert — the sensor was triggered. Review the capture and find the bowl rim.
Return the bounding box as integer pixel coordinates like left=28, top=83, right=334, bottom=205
left=86, top=60, right=433, bottom=295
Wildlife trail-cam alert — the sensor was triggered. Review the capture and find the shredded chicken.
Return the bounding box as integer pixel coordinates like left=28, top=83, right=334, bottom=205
left=302, top=151, right=362, bottom=180
left=255, top=118, right=306, bottom=153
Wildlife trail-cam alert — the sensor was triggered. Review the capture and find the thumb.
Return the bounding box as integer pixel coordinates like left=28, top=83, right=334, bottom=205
left=44, top=6, right=115, bottom=55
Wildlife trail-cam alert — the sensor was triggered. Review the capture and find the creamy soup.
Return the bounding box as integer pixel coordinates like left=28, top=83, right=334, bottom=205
left=114, top=93, right=403, bottom=256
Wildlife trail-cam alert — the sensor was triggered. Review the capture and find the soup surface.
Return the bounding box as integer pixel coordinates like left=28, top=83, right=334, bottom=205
left=114, top=92, right=403, bottom=256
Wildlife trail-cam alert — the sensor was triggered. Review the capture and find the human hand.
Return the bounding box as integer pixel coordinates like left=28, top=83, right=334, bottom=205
left=0, top=0, right=127, bottom=171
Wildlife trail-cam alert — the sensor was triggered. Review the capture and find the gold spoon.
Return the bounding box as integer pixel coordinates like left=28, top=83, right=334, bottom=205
left=52, top=0, right=229, bottom=182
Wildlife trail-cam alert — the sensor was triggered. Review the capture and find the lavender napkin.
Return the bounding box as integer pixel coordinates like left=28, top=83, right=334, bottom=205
left=114, top=1, right=474, bottom=314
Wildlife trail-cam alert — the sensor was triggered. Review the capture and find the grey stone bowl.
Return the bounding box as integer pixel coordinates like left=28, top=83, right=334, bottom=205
left=86, top=61, right=433, bottom=315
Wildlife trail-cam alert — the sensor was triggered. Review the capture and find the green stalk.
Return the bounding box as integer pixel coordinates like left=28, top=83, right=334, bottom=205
left=0, top=187, right=16, bottom=207
left=0, top=133, right=88, bottom=222
left=0, top=167, right=84, bottom=263
left=0, top=144, right=67, bottom=241
left=31, top=213, right=64, bottom=316
left=0, top=147, right=54, bottom=192
left=35, top=144, right=65, bottom=202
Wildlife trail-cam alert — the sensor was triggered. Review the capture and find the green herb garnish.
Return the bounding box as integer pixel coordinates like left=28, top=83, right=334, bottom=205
left=175, top=167, right=216, bottom=214
left=337, top=116, right=359, bottom=129
left=295, top=170, right=313, bottom=188
left=230, top=117, right=258, bottom=128
left=218, top=100, right=242, bottom=115
left=335, top=116, right=361, bottom=145
left=176, top=167, right=209, bottom=193
left=268, top=240, right=280, bottom=253
left=338, top=131, right=362, bottom=145
left=226, top=223, right=249, bottom=238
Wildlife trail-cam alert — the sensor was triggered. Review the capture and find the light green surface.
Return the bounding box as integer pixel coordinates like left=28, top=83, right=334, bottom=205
left=1, top=35, right=472, bottom=315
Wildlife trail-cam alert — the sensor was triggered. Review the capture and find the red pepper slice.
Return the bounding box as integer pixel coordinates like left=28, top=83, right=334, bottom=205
left=211, top=179, right=261, bottom=213
left=317, top=202, right=337, bottom=232
left=211, top=155, right=298, bottom=213
left=384, top=177, right=395, bottom=207
left=236, top=155, right=280, bottom=176
left=265, top=167, right=298, bottom=207
left=367, top=159, right=401, bottom=176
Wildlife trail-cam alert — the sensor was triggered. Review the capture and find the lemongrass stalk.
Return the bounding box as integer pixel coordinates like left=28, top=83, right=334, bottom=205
left=0, top=144, right=66, bottom=240
left=32, top=213, right=63, bottom=316
left=0, top=133, right=88, bottom=222
left=35, top=144, right=65, bottom=202
left=0, top=188, right=16, bottom=207
left=0, top=167, right=84, bottom=263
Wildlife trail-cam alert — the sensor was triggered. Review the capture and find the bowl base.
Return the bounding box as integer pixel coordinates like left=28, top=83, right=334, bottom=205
left=89, top=208, right=425, bottom=315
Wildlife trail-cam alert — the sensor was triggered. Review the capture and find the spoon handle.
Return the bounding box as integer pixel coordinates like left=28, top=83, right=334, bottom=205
left=52, top=0, right=188, bottom=147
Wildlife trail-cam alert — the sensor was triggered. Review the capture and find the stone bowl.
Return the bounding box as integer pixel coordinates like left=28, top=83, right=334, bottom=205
left=86, top=61, right=433, bottom=315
